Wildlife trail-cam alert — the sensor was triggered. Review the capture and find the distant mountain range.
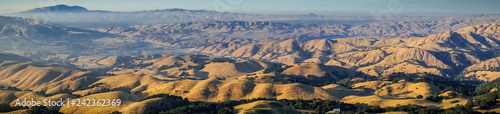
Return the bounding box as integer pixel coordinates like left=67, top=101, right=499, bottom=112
left=0, top=15, right=121, bottom=57
left=8, top=5, right=370, bottom=27
left=20, top=4, right=91, bottom=13
left=0, top=16, right=115, bottom=41
left=7, top=4, right=498, bottom=28
left=4, top=5, right=499, bottom=40
left=19, top=4, right=203, bottom=13
left=93, top=19, right=500, bottom=47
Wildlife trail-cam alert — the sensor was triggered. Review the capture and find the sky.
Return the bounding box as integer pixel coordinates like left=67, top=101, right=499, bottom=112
left=0, top=0, right=499, bottom=16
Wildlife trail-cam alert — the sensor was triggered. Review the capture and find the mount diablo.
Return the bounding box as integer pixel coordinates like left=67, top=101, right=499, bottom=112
left=20, top=5, right=91, bottom=13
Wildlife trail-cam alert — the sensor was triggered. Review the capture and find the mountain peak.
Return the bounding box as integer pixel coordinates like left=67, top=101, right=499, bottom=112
left=21, top=4, right=89, bottom=13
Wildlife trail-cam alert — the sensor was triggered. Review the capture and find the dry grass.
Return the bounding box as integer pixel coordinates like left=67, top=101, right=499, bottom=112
left=234, top=100, right=298, bottom=114
left=0, top=57, right=102, bottom=95
left=341, top=95, right=438, bottom=108
left=375, top=82, right=440, bottom=98
left=0, top=90, right=31, bottom=104
left=201, top=60, right=267, bottom=80
left=283, top=63, right=327, bottom=77
left=7, top=92, right=76, bottom=110
left=465, top=71, right=500, bottom=82
left=59, top=91, right=156, bottom=114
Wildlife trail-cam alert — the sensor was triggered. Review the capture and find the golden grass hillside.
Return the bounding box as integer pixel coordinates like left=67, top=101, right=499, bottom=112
left=194, top=23, right=500, bottom=77
left=68, top=56, right=133, bottom=69
left=144, top=79, right=366, bottom=102
left=282, top=63, right=360, bottom=81
left=71, top=74, right=166, bottom=96
left=464, top=57, right=500, bottom=73
left=356, top=48, right=450, bottom=77
left=8, top=92, right=76, bottom=110
left=59, top=91, right=157, bottom=114
left=374, top=82, right=441, bottom=98
left=464, top=71, right=500, bottom=82
left=234, top=101, right=299, bottom=114
left=82, top=74, right=366, bottom=102
left=336, top=50, right=386, bottom=67
left=340, top=81, right=458, bottom=108
left=0, top=53, right=104, bottom=95
left=341, top=95, right=439, bottom=108
left=461, top=57, right=500, bottom=82
left=0, top=90, right=31, bottom=104
left=107, top=55, right=270, bottom=80
left=201, top=60, right=269, bottom=80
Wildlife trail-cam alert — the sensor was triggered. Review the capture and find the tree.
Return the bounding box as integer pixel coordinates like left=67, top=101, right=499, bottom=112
left=426, top=95, right=444, bottom=102
left=416, top=95, right=423, bottom=99
left=26, top=106, right=62, bottom=114
left=263, top=65, right=286, bottom=73
left=338, top=78, right=354, bottom=89
left=465, top=100, right=474, bottom=110
left=110, top=111, right=122, bottom=114
left=0, top=103, right=23, bottom=112
left=479, top=100, right=489, bottom=109
left=448, top=91, right=458, bottom=98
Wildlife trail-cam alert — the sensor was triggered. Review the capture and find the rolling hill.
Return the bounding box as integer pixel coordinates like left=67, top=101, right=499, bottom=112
left=234, top=101, right=299, bottom=114
left=81, top=74, right=366, bottom=102
left=0, top=53, right=104, bottom=95
left=1, top=7, right=500, bottom=113
left=459, top=57, right=500, bottom=82
left=194, top=23, right=500, bottom=79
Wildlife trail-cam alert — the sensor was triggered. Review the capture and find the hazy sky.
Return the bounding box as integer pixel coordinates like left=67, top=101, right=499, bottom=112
left=0, top=0, right=499, bottom=16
